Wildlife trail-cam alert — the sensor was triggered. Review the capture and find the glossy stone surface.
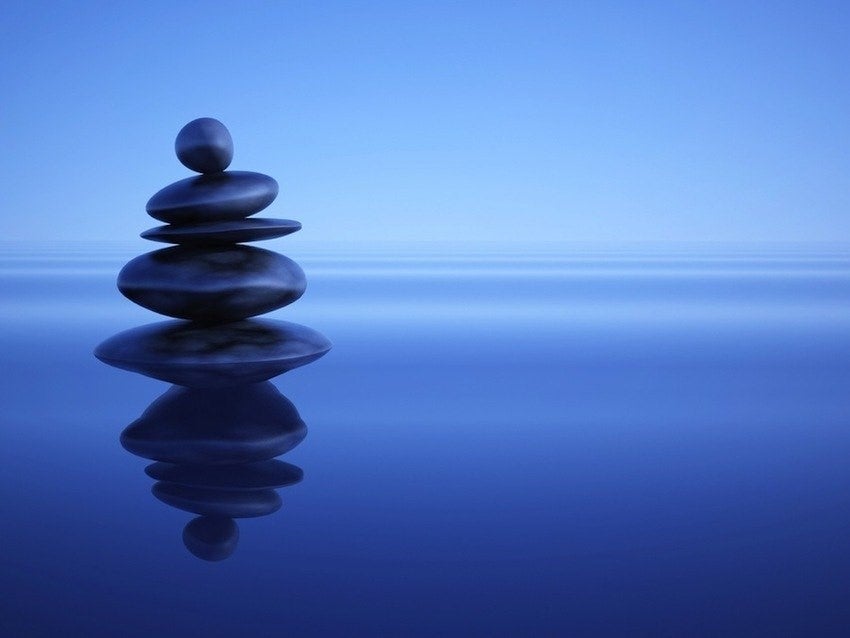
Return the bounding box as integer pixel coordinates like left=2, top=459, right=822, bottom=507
left=141, top=218, right=301, bottom=245
left=117, top=245, right=306, bottom=322
left=146, top=171, right=278, bottom=224
left=175, top=117, right=234, bottom=174
left=183, top=516, right=239, bottom=562
left=120, top=382, right=307, bottom=464
left=145, top=460, right=303, bottom=490
left=94, top=319, right=331, bottom=387
left=153, top=482, right=282, bottom=518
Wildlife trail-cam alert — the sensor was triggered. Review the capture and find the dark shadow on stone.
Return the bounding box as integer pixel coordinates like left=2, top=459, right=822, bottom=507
left=142, top=218, right=301, bottom=246
left=116, top=245, right=306, bottom=322
left=146, top=170, right=278, bottom=224
left=95, top=319, right=331, bottom=387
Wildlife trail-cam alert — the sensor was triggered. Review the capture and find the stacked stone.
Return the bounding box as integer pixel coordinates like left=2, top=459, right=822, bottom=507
left=96, top=118, right=330, bottom=387
left=120, top=117, right=306, bottom=324
left=95, top=119, right=330, bottom=560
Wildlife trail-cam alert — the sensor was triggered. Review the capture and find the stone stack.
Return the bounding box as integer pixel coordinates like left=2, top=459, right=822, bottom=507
left=95, top=118, right=330, bottom=387
left=95, top=119, right=330, bottom=560
left=121, top=117, right=305, bottom=323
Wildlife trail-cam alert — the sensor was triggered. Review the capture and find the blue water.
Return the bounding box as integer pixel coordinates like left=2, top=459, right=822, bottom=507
left=2, top=243, right=850, bottom=636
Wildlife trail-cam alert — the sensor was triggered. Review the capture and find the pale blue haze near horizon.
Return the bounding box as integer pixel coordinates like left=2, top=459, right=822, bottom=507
left=2, top=1, right=849, bottom=245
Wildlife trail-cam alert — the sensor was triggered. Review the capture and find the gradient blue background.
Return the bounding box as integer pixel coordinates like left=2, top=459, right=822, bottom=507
left=2, top=1, right=849, bottom=244
left=4, top=4, right=850, bottom=635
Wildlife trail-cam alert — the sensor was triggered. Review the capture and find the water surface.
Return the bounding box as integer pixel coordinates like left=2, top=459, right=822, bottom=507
left=2, top=243, right=850, bottom=636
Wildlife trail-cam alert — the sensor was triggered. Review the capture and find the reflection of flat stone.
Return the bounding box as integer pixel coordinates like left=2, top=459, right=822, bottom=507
left=146, top=171, right=278, bottom=223
left=145, top=460, right=303, bottom=490
left=141, top=218, right=301, bottom=245
left=117, top=245, right=306, bottom=322
left=153, top=482, right=282, bottom=518
left=120, top=382, right=307, bottom=464
left=95, top=319, right=331, bottom=387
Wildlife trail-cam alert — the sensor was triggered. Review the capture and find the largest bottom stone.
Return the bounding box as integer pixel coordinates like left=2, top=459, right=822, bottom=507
left=94, top=318, right=331, bottom=387
left=118, top=245, right=305, bottom=322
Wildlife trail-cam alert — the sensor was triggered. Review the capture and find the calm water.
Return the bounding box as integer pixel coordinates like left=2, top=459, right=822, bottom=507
left=2, top=243, right=850, bottom=636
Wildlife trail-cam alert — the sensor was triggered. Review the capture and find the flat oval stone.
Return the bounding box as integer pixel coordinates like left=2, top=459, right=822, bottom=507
left=183, top=516, right=239, bottom=562
left=94, top=319, right=331, bottom=387
left=153, top=482, right=282, bottom=518
left=120, top=382, right=307, bottom=464
left=146, top=460, right=303, bottom=490
left=117, top=245, right=306, bottom=322
left=175, top=118, right=233, bottom=174
left=141, top=218, right=301, bottom=245
left=146, top=171, right=278, bottom=224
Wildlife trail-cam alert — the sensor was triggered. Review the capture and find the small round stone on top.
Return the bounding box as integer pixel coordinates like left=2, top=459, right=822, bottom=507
left=175, top=117, right=234, bottom=174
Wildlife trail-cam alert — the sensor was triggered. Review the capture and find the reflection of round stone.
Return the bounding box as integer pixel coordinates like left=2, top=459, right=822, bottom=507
left=175, top=117, right=234, bottom=174
left=117, top=245, right=306, bottom=322
left=146, top=171, right=278, bottom=224
left=120, top=382, right=307, bottom=464
left=141, top=218, right=301, bottom=245
left=183, top=516, right=239, bottom=562
left=94, top=319, right=331, bottom=387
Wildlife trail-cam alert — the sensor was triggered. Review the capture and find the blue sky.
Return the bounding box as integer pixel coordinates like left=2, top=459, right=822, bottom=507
left=2, top=1, right=849, bottom=244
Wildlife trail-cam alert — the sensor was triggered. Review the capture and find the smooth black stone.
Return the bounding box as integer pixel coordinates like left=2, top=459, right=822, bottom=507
left=141, top=218, right=301, bottom=245
left=94, top=319, right=331, bottom=387
left=145, top=460, right=303, bottom=490
left=153, top=482, right=282, bottom=518
left=146, top=171, right=278, bottom=224
left=175, top=118, right=234, bottom=174
left=120, top=382, right=307, bottom=465
left=183, top=516, right=239, bottom=562
left=117, top=245, right=306, bottom=322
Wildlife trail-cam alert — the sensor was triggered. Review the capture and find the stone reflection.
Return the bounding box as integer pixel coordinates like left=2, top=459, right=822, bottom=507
left=119, top=382, right=309, bottom=562
left=95, top=118, right=329, bottom=560
left=122, top=383, right=306, bottom=464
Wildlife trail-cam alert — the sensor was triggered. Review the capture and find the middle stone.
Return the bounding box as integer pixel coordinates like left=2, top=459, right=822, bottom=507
left=118, top=245, right=306, bottom=322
